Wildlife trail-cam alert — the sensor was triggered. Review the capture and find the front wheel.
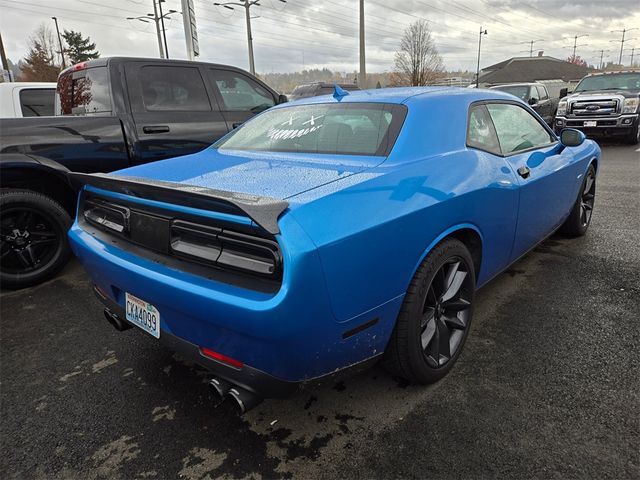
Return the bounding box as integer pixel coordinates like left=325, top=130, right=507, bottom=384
left=625, top=121, right=639, bottom=145
left=383, top=238, right=476, bottom=384
left=559, top=164, right=596, bottom=237
left=0, top=189, right=72, bottom=289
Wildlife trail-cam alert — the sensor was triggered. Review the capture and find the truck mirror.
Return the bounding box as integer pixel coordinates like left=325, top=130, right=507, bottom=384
left=559, top=88, right=568, bottom=98
left=277, top=94, right=288, bottom=104
left=528, top=97, right=538, bottom=105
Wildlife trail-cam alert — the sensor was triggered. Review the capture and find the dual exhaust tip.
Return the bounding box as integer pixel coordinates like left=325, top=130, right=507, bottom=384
left=209, top=378, right=262, bottom=414
left=103, top=308, right=262, bottom=414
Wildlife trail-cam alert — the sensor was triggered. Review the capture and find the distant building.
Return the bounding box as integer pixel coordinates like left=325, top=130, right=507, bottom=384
left=477, top=56, right=592, bottom=88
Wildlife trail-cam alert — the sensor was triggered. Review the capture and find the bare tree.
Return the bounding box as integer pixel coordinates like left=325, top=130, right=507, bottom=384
left=393, top=20, right=444, bottom=86
left=20, top=24, right=60, bottom=82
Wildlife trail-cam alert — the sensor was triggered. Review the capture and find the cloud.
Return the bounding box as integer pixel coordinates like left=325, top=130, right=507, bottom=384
left=0, top=0, right=638, bottom=74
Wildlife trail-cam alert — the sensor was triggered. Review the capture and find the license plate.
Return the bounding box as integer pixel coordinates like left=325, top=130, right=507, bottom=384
left=125, top=292, right=160, bottom=338
left=584, top=120, right=597, bottom=127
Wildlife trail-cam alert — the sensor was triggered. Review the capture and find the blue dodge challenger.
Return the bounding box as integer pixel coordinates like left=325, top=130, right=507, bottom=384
left=68, top=87, right=600, bottom=412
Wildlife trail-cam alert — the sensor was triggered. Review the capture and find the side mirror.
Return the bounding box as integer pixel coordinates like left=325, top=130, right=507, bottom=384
left=560, top=128, right=586, bottom=147
left=277, top=94, right=288, bottom=104
left=528, top=97, right=538, bottom=105
left=559, top=88, right=568, bottom=98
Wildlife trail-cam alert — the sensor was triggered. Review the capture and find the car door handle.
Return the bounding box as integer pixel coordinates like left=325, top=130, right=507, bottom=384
left=517, top=166, right=531, bottom=179
left=143, top=125, right=170, bottom=134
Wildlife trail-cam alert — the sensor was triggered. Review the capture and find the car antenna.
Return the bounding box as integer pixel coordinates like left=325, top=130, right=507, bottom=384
left=333, top=84, right=350, bottom=100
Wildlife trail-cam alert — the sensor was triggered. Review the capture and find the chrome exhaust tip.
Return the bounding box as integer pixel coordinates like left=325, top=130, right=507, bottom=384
left=227, top=387, right=263, bottom=414
left=209, top=378, right=232, bottom=399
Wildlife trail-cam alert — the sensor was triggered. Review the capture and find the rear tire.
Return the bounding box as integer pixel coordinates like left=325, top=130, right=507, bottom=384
left=559, top=164, right=596, bottom=237
left=0, top=189, right=72, bottom=289
left=383, top=238, right=476, bottom=384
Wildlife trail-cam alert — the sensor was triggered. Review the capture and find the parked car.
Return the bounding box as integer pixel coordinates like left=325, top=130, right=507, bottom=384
left=489, top=82, right=558, bottom=124
left=0, top=57, right=285, bottom=289
left=68, top=87, right=600, bottom=412
left=289, top=82, right=359, bottom=100
left=554, top=70, right=640, bottom=144
left=0, top=82, right=56, bottom=118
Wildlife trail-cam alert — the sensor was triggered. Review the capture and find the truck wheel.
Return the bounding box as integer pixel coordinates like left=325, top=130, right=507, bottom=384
left=383, top=238, right=476, bottom=384
left=625, top=121, right=639, bottom=145
left=0, top=190, right=72, bottom=289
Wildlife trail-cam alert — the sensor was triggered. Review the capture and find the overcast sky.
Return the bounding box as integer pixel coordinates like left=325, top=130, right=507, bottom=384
left=1, top=0, right=639, bottom=74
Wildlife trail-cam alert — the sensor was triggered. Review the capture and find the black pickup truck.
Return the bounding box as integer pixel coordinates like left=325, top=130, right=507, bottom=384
left=553, top=70, right=640, bottom=144
left=0, top=57, right=285, bottom=289
left=489, top=82, right=559, bottom=125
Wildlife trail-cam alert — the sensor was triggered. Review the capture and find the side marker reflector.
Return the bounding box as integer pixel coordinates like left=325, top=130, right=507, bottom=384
left=200, top=347, right=244, bottom=369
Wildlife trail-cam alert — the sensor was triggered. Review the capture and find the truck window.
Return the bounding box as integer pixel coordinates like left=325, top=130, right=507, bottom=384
left=140, top=66, right=211, bottom=112
left=210, top=70, right=275, bottom=113
left=56, top=67, right=112, bottom=115
left=536, top=85, right=548, bottom=100
left=20, top=89, right=55, bottom=117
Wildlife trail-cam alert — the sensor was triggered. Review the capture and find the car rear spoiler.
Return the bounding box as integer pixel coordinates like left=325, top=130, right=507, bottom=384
left=68, top=172, right=289, bottom=235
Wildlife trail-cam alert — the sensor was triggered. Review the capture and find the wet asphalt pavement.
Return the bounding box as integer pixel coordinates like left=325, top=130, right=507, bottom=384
left=1, top=144, right=638, bottom=480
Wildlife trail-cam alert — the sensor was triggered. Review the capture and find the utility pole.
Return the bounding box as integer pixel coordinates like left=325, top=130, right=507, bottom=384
left=570, top=34, right=589, bottom=58
left=520, top=39, right=543, bottom=57
left=127, top=1, right=178, bottom=59
left=359, top=0, right=366, bottom=89
left=628, top=47, right=636, bottom=68
left=611, top=28, right=638, bottom=65
left=51, top=17, right=66, bottom=68
left=214, top=0, right=286, bottom=75
left=0, top=31, right=11, bottom=81
left=595, top=49, right=609, bottom=70
left=475, top=26, right=487, bottom=88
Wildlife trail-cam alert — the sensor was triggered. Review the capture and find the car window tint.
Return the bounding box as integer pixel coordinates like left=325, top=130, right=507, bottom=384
left=467, top=105, right=500, bottom=155
left=214, top=102, right=404, bottom=156
left=211, top=70, right=275, bottom=113
left=536, top=85, right=548, bottom=100
left=56, top=67, right=112, bottom=115
left=140, top=66, right=211, bottom=111
left=487, top=103, right=555, bottom=154
left=19, top=89, right=54, bottom=117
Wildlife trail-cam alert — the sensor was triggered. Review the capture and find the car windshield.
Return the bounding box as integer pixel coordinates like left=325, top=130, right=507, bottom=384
left=214, top=102, right=406, bottom=156
left=574, top=72, right=640, bottom=92
left=494, top=85, right=530, bottom=100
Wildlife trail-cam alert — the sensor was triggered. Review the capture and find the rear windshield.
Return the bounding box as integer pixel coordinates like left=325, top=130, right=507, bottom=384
left=56, top=66, right=112, bottom=115
left=214, top=103, right=406, bottom=156
left=493, top=85, right=531, bottom=100
left=19, top=88, right=55, bottom=116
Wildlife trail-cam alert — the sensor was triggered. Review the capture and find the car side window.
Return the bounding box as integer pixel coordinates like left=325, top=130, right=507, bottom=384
left=467, top=104, right=501, bottom=155
left=536, top=85, right=548, bottom=100
left=487, top=103, right=555, bottom=155
left=139, top=66, right=211, bottom=111
left=210, top=70, right=275, bottom=113
left=19, top=89, right=54, bottom=117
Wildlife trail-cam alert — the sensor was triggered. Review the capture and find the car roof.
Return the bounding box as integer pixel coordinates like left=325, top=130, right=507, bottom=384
left=281, top=86, right=519, bottom=106
left=490, top=83, right=540, bottom=88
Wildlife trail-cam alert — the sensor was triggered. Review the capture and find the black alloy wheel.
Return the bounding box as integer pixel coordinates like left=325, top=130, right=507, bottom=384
left=384, top=238, right=476, bottom=384
left=0, top=190, right=72, bottom=289
left=420, top=257, right=473, bottom=368
left=580, top=168, right=596, bottom=228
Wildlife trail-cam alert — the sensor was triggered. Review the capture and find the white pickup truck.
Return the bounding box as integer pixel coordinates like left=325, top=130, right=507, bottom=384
left=0, top=82, right=56, bottom=118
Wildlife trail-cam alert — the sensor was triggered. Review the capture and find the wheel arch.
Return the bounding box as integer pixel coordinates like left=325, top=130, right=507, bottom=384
left=0, top=154, right=76, bottom=214
left=410, top=223, right=484, bottom=287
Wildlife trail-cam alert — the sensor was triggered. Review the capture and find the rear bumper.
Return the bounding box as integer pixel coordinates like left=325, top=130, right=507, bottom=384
left=554, top=114, right=638, bottom=136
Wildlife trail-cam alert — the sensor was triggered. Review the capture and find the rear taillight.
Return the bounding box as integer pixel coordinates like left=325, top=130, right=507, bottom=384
left=84, top=200, right=129, bottom=233
left=170, top=220, right=281, bottom=277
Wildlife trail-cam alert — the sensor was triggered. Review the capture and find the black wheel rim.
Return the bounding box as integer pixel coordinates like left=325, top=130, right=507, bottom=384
left=1, top=207, right=61, bottom=275
left=580, top=170, right=596, bottom=227
left=420, top=257, right=473, bottom=368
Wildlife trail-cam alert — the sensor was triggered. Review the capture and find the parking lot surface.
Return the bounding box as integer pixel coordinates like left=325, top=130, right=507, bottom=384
left=1, top=144, right=638, bottom=480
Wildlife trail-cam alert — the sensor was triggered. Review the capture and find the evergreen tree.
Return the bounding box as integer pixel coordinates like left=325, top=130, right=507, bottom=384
left=61, top=30, right=99, bottom=65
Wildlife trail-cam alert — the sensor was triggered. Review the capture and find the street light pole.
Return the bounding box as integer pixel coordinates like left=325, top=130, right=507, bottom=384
left=611, top=28, right=638, bottom=65
left=359, top=0, right=366, bottom=89
left=213, top=0, right=285, bottom=75
left=476, top=26, right=487, bottom=88
left=51, top=16, right=66, bottom=68
left=152, top=0, right=165, bottom=58
left=157, top=0, right=170, bottom=59
left=571, top=34, right=589, bottom=58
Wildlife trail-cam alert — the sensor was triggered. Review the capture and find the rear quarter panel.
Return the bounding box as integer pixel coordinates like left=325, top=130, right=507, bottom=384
left=288, top=94, right=521, bottom=322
